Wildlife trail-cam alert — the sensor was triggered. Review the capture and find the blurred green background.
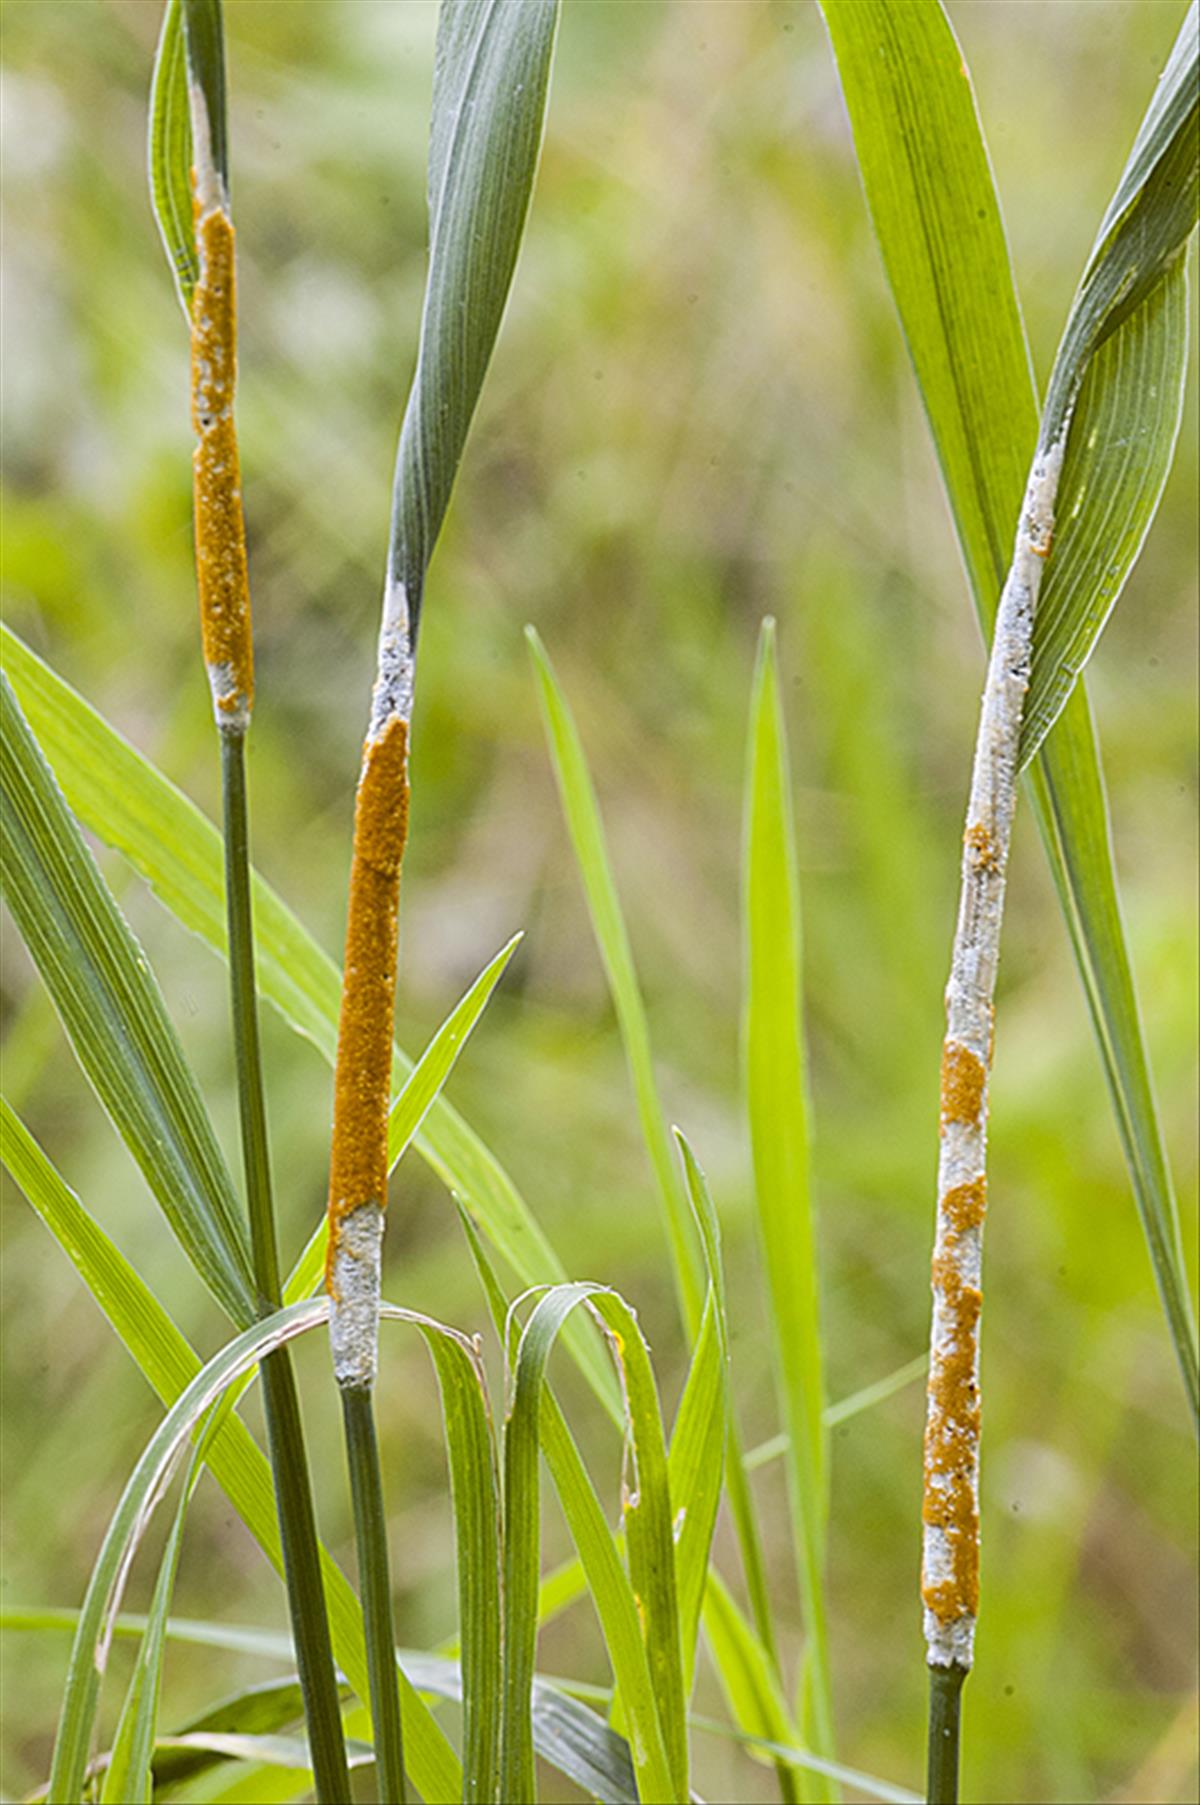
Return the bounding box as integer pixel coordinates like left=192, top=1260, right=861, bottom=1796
left=2, top=2, right=1196, bottom=1800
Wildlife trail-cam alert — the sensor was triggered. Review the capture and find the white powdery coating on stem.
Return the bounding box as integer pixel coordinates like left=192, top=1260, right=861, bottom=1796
left=923, top=434, right=1065, bottom=1673
left=329, top=1203, right=384, bottom=1390
left=207, top=660, right=249, bottom=734
left=368, top=574, right=415, bottom=743
left=186, top=78, right=225, bottom=222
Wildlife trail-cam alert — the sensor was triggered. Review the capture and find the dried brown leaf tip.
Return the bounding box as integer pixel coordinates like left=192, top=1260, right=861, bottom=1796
left=191, top=191, right=253, bottom=730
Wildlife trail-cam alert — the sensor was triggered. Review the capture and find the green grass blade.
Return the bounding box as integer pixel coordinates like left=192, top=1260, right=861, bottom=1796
left=147, top=0, right=197, bottom=316
left=3, top=1620, right=643, bottom=1805
left=0, top=1101, right=462, bottom=1804
left=405, top=1321, right=501, bottom=1805
left=100, top=1440, right=209, bottom=1805
left=280, top=931, right=524, bottom=1303
left=526, top=625, right=703, bottom=1329
left=669, top=1133, right=729, bottom=1694
left=0, top=624, right=620, bottom=1422
left=701, top=1573, right=804, bottom=1782
left=0, top=675, right=256, bottom=1327
left=743, top=620, right=833, bottom=1783
left=744, top=1354, right=928, bottom=1473
left=1027, top=705, right=1199, bottom=1415
left=690, top=1715, right=921, bottom=1805
left=1022, top=253, right=1191, bottom=765
left=391, top=0, right=561, bottom=639
left=180, top=0, right=228, bottom=190
left=46, top=1297, right=330, bottom=1804
left=527, top=625, right=788, bottom=1702
left=462, top=1221, right=679, bottom=1805
left=818, top=0, right=1198, bottom=1420
left=1041, top=5, right=1197, bottom=440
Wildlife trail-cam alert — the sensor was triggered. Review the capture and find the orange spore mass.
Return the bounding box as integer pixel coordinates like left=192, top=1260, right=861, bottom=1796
left=940, top=1038, right=986, bottom=1127
left=325, top=717, right=411, bottom=1282
left=191, top=202, right=253, bottom=717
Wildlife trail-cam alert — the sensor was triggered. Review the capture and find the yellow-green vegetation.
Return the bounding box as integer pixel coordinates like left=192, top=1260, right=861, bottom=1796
left=1, top=4, right=1196, bottom=1803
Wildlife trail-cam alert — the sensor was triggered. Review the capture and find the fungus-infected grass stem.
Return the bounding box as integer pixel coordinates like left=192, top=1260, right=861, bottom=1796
left=921, top=436, right=1065, bottom=1782
left=342, top=1385, right=406, bottom=1803
left=326, top=587, right=413, bottom=1799
left=925, top=1662, right=965, bottom=1805
left=185, top=50, right=350, bottom=1797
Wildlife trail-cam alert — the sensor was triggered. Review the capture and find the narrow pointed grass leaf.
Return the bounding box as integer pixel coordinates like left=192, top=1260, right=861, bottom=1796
left=2, top=1623, right=641, bottom=1805
left=148, top=0, right=197, bottom=315
left=1, top=1102, right=462, bottom=1804
left=0, top=626, right=620, bottom=1421
left=690, top=1716, right=921, bottom=1805
left=743, top=620, right=833, bottom=1778
left=819, top=0, right=1198, bottom=1420
left=404, top=1324, right=501, bottom=1804
left=701, top=1573, right=804, bottom=1781
left=669, top=1132, right=729, bottom=1693
left=99, top=1439, right=210, bottom=1805
left=503, top=1283, right=686, bottom=1804
left=461, top=1217, right=679, bottom=1805
left=0, top=676, right=256, bottom=1327
left=525, top=627, right=781, bottom=1678
left=391, top=0, right=561, bottom=637
left=280, top=930, right=525, bottom=1304
left=526, top=626, right=703, bottom=1327
left=744, top=1353, right=928, bottom=1473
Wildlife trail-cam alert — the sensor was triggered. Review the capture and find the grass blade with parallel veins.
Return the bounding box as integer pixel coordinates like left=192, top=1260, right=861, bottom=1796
left=0, top=675, right=256, bottom=1328
left=818, top=0, right=1198, bottom=1428
left=526, top=625, right=784, bottom=1699
left=743, top=620, right=833, bottom=1795
left=0, top=623, right=620, bottom=1423
left=99, top=1439, right=209, bottom=1805
left=0, top=1099, right=463, bottom=1805
left=46, top=1296, right=329, bottom=1804
left=461, top=1220, right=679, bottom=1805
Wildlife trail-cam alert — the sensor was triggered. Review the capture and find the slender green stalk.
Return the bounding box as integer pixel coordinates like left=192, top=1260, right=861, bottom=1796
left=925, top=1663, right=965, bottom=1804
left=221, top=731, right=352, bottom=1805
left=342, top=1386, right=406, bottom=1804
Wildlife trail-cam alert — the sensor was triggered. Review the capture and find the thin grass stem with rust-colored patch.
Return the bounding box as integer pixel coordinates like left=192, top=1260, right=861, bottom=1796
left=183, top=24, right=350, bottom=1800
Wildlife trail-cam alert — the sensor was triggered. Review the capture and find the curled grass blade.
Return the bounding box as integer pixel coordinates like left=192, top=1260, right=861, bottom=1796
left=461, top=1218, right=679, bottom=1805
left=46, top=1297, right=328, bottom=1804
left=743, top=620, right=833, bottom=1782
left=99, top=1438, right=210, bottom=1805
left=147, top=0, right=197, bottom=315
left=818, top=0, right=1198, bottom=1423
left=502, top=1283, right=687, bottom=1804
left=0, top=674, right=256, bottom=1328
left=3, top=1619, right=643, bottom=1805
left=1022, top=259, right=1190, bottom=766
left=1, top=1100, right=461, bottom=1804
left=0, top=625, right=620, bottom=1423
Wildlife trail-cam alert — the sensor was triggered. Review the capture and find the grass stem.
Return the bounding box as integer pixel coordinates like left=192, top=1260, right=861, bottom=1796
left=221, top=729, right=352, bottom=1804
left=342, top=1385, right=406, bottom=1804
left=925, top=1663, right=965, bottom=1804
